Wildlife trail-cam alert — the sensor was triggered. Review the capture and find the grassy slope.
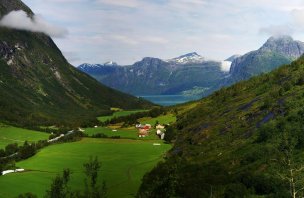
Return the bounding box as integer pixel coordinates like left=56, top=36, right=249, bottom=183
left=0, top=138, right=171, bottom=198
left=0, top=126, right=49, bottom=149
left=138, top=114, right=176, bottom=126
left=139, top=57, right=304, bottom=197
left=97, top=110, right=147, bottom=122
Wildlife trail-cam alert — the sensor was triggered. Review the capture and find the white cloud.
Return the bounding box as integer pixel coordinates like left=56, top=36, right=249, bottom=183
left=259, top=24, right=295, bottom=36
left=110, top=35, right=138, bottom=45
left=142, top=36, right=169, bottom=44
left=220, top=61, right=232, bottom=72
left=96, top=0, right=140, bottom=8
left=291, top=9, right=304, bottom=27
left=0, top=10, right=68, bottom=38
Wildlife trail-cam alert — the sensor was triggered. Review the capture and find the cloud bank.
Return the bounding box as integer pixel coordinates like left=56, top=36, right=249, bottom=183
left=0, top=10, right=68, bottom=37
left=259, top=24, right=295, bottom=37
left=220, top=61, right=232, bottom=72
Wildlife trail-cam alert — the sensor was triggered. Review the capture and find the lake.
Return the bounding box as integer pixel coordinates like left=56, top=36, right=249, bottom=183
left=138, top=95, right=202, bottom=106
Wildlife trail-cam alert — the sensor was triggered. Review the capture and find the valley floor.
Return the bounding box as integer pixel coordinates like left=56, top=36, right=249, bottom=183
left=0, top=110, right=174, bottom=197
left=0, top=138, right=171, bottom=198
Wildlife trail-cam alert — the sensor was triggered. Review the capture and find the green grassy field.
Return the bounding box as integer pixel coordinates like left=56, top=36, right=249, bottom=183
left=0, top=138, right=171, bottom=198
left=0, top=126, right=49, bottom=149
left=138, top=114, right=176, bottom=126
left=98, top=110, right=147, bottom=122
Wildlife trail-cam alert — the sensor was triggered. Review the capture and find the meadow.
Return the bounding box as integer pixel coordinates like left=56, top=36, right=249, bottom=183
left=138, top=114, right=176, bottom=126
left=0, top=138, right=171, bottom=197
left=0, top=126, right=49, bottom=149
left=97, top=110, right=147, bottom=122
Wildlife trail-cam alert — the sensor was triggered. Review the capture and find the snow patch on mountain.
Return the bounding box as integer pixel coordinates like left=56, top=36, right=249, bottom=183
left=78, top=63, right=102, bottom=70
left=167, top=52, right=205, bottom=65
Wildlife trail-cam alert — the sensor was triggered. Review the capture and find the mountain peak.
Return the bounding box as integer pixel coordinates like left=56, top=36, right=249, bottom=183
left=267, top=35, right=293, bottom=42
left=133, top=57, right=165, bottom=67
left=104, top=61, right=118, bottom=66
left=77, top=63, right=103, bottom=71
left=0, top=0, right=33, bottom=16
left=167, top=52, right=204, bottom=64
left=260, top=35, right=304, bottom=58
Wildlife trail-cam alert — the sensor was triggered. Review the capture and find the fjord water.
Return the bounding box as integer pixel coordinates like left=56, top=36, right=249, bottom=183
left=139, top=95, right=202, bottom=106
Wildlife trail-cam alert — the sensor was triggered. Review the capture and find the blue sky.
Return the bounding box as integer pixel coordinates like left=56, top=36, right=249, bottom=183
left=21, top=0, right=304, bottom=66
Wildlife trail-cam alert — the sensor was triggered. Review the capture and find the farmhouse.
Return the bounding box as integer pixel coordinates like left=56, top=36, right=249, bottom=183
left=136, top=123, right=152, bottom=131
left=136, top=123, right=152, bottom=137
left=138, top=129, right=148, bottom=137
left=156, top=129, right=166, bottom=140
left=156, top=124, right=165, bottom=129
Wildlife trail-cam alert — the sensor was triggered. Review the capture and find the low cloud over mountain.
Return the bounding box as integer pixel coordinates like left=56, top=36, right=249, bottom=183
left=0, top=10, right=68, bottom=37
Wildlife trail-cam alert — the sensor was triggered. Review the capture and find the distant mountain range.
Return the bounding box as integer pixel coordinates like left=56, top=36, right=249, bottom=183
left=78, top=53, right=231, bottom=96
left=78, top=35, right=304, bottom=100
left=0, top=0, right=152, bottom=126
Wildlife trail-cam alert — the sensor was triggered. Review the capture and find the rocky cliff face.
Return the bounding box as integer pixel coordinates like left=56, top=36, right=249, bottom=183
left=0, top=0, right=32, bottom=15
left=260, top=36, right=304, bottom=58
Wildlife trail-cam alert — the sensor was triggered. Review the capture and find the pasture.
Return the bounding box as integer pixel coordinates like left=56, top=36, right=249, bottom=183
left=0, top=126, right=49, bottom=149
left=0, top=138, right=171, bottom=197
left=98, top=110, right=147, bottom=122
left=138, top=114, right=176, bottom=126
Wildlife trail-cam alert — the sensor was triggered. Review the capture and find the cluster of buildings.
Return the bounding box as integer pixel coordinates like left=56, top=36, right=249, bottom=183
left=136, top=123, right=166, bottom=139
left=136, top=123, right=152, bottom=137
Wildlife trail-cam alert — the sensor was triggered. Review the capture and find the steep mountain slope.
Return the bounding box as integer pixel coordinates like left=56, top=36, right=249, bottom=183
left=138, top=57, right=304, bottom=197
left=229, top=35, right=304, bottom=83
left=78, top=53, right=228, bottom=96
left=0, top=0, right=152, bottom=126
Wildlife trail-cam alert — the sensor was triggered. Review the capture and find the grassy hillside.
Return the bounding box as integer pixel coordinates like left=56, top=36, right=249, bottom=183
left=229, top=51, right=293, bottom=83
left=138, top=57, right=304, bottom=197
left=0, top=125, right=49, bottom=149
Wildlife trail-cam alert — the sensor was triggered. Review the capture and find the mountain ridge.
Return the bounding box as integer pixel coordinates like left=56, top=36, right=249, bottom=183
left=78, top=52, right=228, bottom=96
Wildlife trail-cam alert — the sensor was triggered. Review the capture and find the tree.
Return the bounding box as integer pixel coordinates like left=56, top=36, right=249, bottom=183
left=44, top=169, right=71, bottom=198
left=275, top=131, right=304, bottom=198
left=83, top=157, right=106, bottom=198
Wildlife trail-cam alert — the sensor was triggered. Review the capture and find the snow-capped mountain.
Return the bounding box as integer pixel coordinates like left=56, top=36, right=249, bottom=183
left=167, top=52, right=205, bottom=65
left=78, top=61, right=119, bottom=71
left=78, top=63, right=103, bottom=70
